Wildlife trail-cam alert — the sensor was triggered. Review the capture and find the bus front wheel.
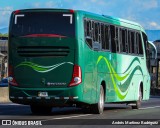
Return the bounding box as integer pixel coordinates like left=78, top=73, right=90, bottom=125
left=91, top=85, right=104, bottom=114
left=30, top=105, right=52, bottom=115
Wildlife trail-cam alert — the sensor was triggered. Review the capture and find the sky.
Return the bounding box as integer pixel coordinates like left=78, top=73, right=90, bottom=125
left=0, top=0, right=160, bottom=30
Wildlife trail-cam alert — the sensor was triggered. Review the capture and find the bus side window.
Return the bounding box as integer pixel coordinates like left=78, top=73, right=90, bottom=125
left=131, top=31, right=135, bottom=54
left=121, top=28, right=127, bottom=53
left=119, top=28, right=122, bottom=52
left=128, top=30, right=132, bottom=54
left=110, top=25, right=116, bottom=53
left=84, top=19, right=93, bottom=48
left=95, top=22, right=99, bottom=42
left=135, top=32, right=139, bottom=55
left=142, top=32, right=150, bottom=69
left=98, top=22, right=101, bottom=44
left=115, top=27, right=120, bottom=52
left=142, top=32, right=149, bottom=56
left=105, top=25, right=110, bottom=50
left=138, top=33, right=143, bottom=55
left=92, top=21, right=101, bottom=51
left=101, top=24, right=110, bottom=50
left=101, top=23, right=106, bottom=50
left=125, top=29, right=129, bottom=53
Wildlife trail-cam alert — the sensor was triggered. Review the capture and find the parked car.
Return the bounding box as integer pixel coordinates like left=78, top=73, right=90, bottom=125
left=0, top=77, right=8, bottom=87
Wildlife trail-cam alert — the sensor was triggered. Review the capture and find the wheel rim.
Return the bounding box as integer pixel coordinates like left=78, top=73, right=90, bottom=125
left=137, top=88, right=142, bottom=107
left=139, top=89, right=142, bottom=102
left=99, top=87, right=104, bottom=112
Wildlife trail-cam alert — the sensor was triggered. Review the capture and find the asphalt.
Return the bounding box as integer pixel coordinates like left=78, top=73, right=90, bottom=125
left=0, top=96, right=160, bottom=128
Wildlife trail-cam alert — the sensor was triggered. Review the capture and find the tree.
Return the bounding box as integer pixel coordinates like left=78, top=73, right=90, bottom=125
left=3, top=33, right=8, bottom=37
left=0, top=33, right=8, bottom=37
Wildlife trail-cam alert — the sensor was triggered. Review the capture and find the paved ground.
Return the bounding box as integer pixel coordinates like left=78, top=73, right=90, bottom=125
left=0, top=96, right=160, bottom=127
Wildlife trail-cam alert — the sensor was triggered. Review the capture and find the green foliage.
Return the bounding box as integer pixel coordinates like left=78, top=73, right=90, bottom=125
left=0, top=33, right=8, bottom=37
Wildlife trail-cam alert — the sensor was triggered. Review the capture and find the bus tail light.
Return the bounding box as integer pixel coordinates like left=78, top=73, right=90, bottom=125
left=69, top=9, right=74, bottom=13
left=14, top=10, right=20, bottom=14
left=8, top=65, right=18, bottom=86
left=69, top=65, right=82, bottom=87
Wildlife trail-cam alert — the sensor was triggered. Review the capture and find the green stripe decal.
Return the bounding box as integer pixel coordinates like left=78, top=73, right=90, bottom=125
left=97, top=56, right=142, bottom=100
left=103, top=57, right=128, bottom=99
left=16, top=61, right=74, bottom=73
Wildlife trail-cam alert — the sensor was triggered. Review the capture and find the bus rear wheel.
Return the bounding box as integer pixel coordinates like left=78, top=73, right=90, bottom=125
left=91, top=86, right=104, bottom=114
left=30, top=105, right=52, bottom=115
left=132, top=87, right=142, bottom=109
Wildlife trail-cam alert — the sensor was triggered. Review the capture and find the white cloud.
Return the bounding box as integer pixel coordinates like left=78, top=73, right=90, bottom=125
left=33, top=2, right=41, bottom=8
left=45, top=1, right=57, bottom=8
left=32, top=1, right=63, bottom=8
left=135, top=0, right=158, bottom=10
left=45, top=0, right=63, bottom=8
left=0, top=6, right=13, bottom=28
left=0, top=6, right=13, bottom=16
left=149, top=22, right=160, bottom=29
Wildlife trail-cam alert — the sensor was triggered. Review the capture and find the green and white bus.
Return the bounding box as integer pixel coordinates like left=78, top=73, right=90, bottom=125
left=8, top=9, right=150, bottom=114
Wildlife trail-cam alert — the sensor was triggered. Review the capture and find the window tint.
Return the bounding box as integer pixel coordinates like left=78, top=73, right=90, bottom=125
left=138, top=33, right=143, bottom=55
left=131, top=31, right=135, bottom=54
left=115, top=27, right=120, bottom=52
left=11, top=12, right=75, bottom=37
left=84, top=18, right=144, bottom=56
left=101, top=24, right=110, bottom=50
left=135, top=32, right=139, bottom=54
left=84, top=19, right=110, bottom=51
left=84, top=19, right=93, bottom=48
left=121, top=29, right=127, bottom=52
left=142, top=32, right=150, bottom=69
left=94, top=22, right=99, bottom=42
left=142, top=32, right=148, bottom=54
left=119, top=28, right=127, bottom=53
left=110, top=25, right=116, bottom=53
left=105, top=25, right=110, bottom=50
left=101, top=24, right=105, bottom=49
left=128, top=31, right=132, bottom=54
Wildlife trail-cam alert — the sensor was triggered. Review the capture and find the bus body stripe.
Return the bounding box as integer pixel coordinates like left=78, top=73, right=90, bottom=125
left=97, top=56, right=142, bottom=100
left=16, top=62, right=74, bottom=73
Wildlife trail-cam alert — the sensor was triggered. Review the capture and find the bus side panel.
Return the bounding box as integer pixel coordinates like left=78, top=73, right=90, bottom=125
left=143, top=75, right=150, bottom=100
left=76, top=12, right=96, bottom=104
left=111, top=53, right=144, bottom=102
left=96, top=52, right=116, bottom=102
left=83, top=46, right=94, bottom=103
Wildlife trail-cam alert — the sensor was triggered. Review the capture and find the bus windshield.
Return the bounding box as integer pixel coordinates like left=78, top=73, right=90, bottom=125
left=11, top=11, right=75, bottom=37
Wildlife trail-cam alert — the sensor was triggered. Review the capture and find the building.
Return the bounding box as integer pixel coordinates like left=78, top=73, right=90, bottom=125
left=0, top=37, right=8, bottom=79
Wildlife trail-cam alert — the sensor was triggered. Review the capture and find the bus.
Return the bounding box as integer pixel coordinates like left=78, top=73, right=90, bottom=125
left=8, top=9, right=150, bottom=114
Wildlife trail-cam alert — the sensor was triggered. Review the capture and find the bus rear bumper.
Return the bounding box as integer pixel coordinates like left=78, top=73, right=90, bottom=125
left=10, top=96, right=79, bottom=106
left=9, top=85, right=82, bottom=106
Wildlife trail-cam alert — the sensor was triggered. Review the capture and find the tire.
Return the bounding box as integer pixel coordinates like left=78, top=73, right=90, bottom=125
left=132, top=87, right=142, bottom=109
left=82, top=106, right=92, bottom=114
left=30, top=105, right=52, bottom=115
left=91, top=86, right=105, bottom=114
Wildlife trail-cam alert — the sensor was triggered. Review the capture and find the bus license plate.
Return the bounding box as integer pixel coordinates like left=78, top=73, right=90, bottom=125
left=38, top=92, right=48, bottom=97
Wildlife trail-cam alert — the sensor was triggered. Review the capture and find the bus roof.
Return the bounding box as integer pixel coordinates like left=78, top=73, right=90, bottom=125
left=12, top=8, right=146, bottom=34
left=77, top=10, right=146, bottom=33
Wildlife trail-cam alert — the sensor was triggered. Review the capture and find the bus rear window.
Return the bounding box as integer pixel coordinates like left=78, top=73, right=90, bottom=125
left=11, top=12, right=75, bottom=37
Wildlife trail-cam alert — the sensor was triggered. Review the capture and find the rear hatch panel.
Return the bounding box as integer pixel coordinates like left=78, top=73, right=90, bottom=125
left=10, top=38, right=76, bottom=88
